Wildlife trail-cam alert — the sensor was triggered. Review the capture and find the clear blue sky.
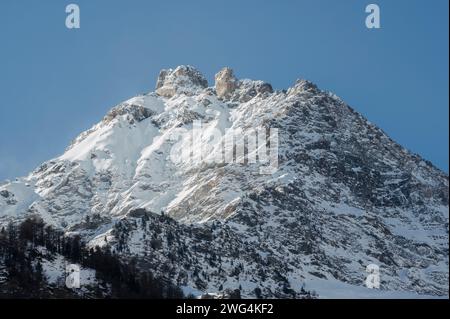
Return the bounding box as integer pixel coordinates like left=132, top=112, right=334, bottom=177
left=0, top=0, right=448, bottom=180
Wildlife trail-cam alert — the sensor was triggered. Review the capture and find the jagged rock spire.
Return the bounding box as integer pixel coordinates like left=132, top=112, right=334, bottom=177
left=215, top=67, right=238, bottom=99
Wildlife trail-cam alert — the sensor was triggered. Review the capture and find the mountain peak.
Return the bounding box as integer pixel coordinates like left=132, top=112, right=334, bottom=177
left=0, top=66, right=448, bottom=298
left=287, top=79, right=319, bottom=96
left=155, top=65, right=208, bottom=98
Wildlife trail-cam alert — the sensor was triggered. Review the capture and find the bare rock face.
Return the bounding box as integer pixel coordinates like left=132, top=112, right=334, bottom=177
left=155, top=69, right=169, bottom=90
left=215, top=67, right=273, bottom=102
left=156, top=65, right=208, bottom=98
left=215, top=67, right=238, bottom=99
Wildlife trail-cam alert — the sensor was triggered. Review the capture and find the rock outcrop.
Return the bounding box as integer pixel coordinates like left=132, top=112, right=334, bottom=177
left=288, top=79, right=319, bottom=96
left=215, top=67, right=274, bottom=102
left=156, top=65, right=208, bottom=98
left=215, top=67, right=238, bottom=99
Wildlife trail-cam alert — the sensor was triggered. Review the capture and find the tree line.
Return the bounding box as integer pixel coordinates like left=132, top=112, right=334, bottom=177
left=0, top=215, right=184, bottom=298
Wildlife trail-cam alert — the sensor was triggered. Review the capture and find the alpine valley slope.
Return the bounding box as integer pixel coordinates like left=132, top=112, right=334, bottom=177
left=0, top=66, right=448, bottom=298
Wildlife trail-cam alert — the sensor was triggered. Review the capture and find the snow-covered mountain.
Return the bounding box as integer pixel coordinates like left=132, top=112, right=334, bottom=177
left=0, top=65, right=448, bottom=298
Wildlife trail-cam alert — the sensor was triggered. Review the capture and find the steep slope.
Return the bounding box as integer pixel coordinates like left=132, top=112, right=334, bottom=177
left=0, top=65, right=448, bottom=298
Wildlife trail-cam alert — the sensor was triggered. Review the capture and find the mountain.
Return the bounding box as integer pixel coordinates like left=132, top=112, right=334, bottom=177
left=0, top=65, right=448, bottom=298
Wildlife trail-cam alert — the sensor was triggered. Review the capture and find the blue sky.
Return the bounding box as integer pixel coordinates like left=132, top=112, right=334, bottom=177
left=0, top=0, right=448, bottom=180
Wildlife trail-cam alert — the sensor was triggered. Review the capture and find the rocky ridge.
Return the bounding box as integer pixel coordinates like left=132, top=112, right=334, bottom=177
left=0, top=66, right=448, bottom=298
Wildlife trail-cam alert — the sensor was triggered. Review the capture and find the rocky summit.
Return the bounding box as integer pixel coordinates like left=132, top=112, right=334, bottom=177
left=0, top=66, right=448, bottom=298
